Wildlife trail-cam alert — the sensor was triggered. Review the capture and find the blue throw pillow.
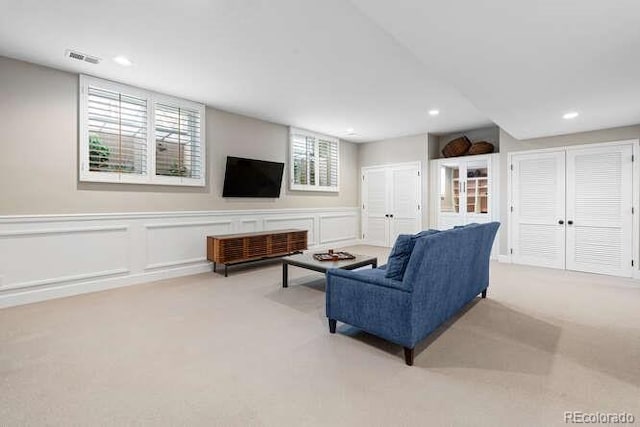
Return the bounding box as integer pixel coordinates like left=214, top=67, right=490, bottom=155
left=385, top=229, right=440, bottom=281
left=385, top=234, right=415, bottom=281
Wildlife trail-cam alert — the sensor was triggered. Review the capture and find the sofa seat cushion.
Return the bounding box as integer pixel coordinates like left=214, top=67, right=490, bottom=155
left=385, top=229, right=440, bottom=281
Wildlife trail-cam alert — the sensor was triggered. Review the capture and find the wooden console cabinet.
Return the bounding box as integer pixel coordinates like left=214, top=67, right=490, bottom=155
left=207, top=229, right=308, bottom=276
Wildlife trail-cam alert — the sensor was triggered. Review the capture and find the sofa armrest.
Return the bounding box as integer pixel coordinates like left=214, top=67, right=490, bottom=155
left=325, top=267, right=413, bottom=347
left=326, top=268, right=409, bottom=292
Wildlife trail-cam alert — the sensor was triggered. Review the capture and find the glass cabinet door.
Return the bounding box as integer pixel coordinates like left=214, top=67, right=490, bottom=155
left=439, top=162, right=461, bottom=214
left=464, top=158, right=489, bottom=215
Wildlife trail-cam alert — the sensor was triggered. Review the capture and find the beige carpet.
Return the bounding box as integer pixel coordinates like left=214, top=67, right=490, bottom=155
left=1, top=245, right=639, bottom=426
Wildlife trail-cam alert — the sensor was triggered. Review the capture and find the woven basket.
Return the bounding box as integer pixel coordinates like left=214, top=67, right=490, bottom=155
left=441, top=136, right=471, bottom=158
left=468, top=141, right=495, bottom=155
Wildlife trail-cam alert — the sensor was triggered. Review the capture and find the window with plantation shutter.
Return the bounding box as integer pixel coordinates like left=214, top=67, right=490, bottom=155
left=80, top=75, right=205, bottom=186
left=289, top=128, right=339, bottom=192
left=87, top=87, right=148, bottom=177
left=154, top=101, right=203, bottom=184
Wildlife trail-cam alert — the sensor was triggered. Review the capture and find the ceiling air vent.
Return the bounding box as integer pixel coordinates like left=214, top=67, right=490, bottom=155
left=65, top=49, right=101, bottom=65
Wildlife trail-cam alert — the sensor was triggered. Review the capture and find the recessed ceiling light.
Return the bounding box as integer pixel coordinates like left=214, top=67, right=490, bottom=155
left=113, top=55, right=132, bottom=66
left=563, top=111, right=579, bottom=120
left=428, top=109, right=440, bottom=116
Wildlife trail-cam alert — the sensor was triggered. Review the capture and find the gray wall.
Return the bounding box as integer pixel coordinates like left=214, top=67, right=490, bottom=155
left=358, top=134, right=429, bottom=227
left=498, top=125, right=640, bottom=255
left=0, top=56, right=358, bottom=215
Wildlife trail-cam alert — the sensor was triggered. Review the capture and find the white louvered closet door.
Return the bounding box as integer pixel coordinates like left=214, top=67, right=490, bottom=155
left=389, top=164, right=421, bottom=244
left=511, top=151, right=566, bottom=269
left=362, top=167, right=389, bottom=246
left=566, top=145, right=634, bottom=277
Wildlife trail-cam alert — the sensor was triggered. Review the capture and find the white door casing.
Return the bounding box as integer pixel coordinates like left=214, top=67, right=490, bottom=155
left=509, top=140, right=638, bottom=278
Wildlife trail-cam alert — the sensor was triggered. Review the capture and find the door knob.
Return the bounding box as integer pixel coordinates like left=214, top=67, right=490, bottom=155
left=558, top=220, right=564, bottom=225
left=384, top=214, right=389, bottom=218
left=389, top=214, right=394, bottom=218
left=567, top=220, right=574, bottom=225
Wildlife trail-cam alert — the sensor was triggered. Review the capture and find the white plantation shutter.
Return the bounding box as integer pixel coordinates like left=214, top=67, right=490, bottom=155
left=87, top=86, right=148, bottom=176
left=290, top=128, right=339, bottom=191
left=318, top=138, right=338, bottom=187
left=155, top=103, right=203, bottom=180
left=291, top=133, right=316, bottom=186
left=80, top=75, right=205, bottom=186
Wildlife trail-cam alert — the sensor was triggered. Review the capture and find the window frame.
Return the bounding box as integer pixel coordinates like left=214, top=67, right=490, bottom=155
left=289, top=127, right=340, bottom=192
left=79, top=75, right=206, bottom=187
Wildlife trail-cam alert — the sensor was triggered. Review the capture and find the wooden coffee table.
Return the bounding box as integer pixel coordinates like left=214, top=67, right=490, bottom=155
left=281, top=253, right=377, bottom=288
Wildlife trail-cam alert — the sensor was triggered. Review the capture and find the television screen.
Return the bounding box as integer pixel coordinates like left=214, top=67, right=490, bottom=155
left=222, top=156, right=285, bottom=198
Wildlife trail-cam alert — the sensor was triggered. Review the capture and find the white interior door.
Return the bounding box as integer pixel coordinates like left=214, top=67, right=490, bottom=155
left=362, top=167, right=389, bottom=246
left=511, top=150, right=566, bottom=269
left=389, top=164, right=421, bottom=244
left=566, top=144, right=634, bottom=277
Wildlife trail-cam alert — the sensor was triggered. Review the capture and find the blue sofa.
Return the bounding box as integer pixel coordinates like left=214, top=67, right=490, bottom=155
left=325, top=222, right=500, bottom=365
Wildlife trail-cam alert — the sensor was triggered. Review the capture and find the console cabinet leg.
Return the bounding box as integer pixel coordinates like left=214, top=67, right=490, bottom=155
left=282, top=263, right=288, bottom=288
left=213, top=262, right=217, bottom=273
left=224, top=264, right=228, bottom=278
left=329, top=319, right=337, bottom=333
left=404, top=347, right=414, bottom=366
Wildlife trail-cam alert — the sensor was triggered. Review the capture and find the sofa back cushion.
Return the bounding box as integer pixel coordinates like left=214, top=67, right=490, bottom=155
left=385, top=230, right=440, bottom=281
left=403, top=222, right=500, bottom=341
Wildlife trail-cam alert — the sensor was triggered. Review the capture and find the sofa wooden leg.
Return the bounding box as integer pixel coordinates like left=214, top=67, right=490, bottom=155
left=403, top=347, right=414, bottom=366
left=481, top=289, right=487, bottom=298
left=329, top=319, right=337, bottom=334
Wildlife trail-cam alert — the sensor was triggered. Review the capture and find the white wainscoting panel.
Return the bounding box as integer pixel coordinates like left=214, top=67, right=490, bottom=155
left=319, top=214, right=358, bottom=244
left=263, top=216, right=316, bottom=246
left=0, top=226, right=130, bottom=290
left=0, top=207, right=359, bottom=308
left=144, top=221, right=233, bottom=270
left=239, top=219, right=260, bottom=233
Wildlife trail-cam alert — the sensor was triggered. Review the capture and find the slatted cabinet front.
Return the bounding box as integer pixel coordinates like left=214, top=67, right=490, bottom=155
left=207, top=229, right=308, bottom=266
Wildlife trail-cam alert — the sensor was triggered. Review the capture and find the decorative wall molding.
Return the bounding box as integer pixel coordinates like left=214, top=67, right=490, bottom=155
left=318, top=213, right=359, bottom=244
left=0, top=225, right=129, bottom=237
left=144, top=220, right=233, bottom=229
left=0, top=207, right=360, bottom=308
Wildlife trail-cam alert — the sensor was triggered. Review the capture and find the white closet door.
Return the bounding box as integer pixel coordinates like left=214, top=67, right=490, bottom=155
left=511, top=151, right=566, bottom=269
left=566, top=144, right=633, bottom=277
left=389, top=164, right=421, bottom=244
left=362, top=168, right=389, bottom=246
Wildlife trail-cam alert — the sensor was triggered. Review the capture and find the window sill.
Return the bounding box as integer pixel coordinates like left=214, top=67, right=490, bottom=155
left=80, top=171, right=205, bottom=187
left=290, top=183, right=339, bottom=192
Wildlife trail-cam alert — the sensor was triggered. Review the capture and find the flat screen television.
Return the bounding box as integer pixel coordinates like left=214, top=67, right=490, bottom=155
left=222, top=156, right=285, bottom=198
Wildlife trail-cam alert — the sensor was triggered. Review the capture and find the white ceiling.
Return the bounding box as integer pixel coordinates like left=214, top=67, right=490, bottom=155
left=351, top=0, right=640, bottom=139
left=1, top=0, right=639, bottom=142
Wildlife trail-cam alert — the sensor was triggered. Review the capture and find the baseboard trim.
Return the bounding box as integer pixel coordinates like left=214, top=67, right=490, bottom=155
left=498, top=255, right=511, bottom=263
left=0, top=262, right=213, bottom=309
